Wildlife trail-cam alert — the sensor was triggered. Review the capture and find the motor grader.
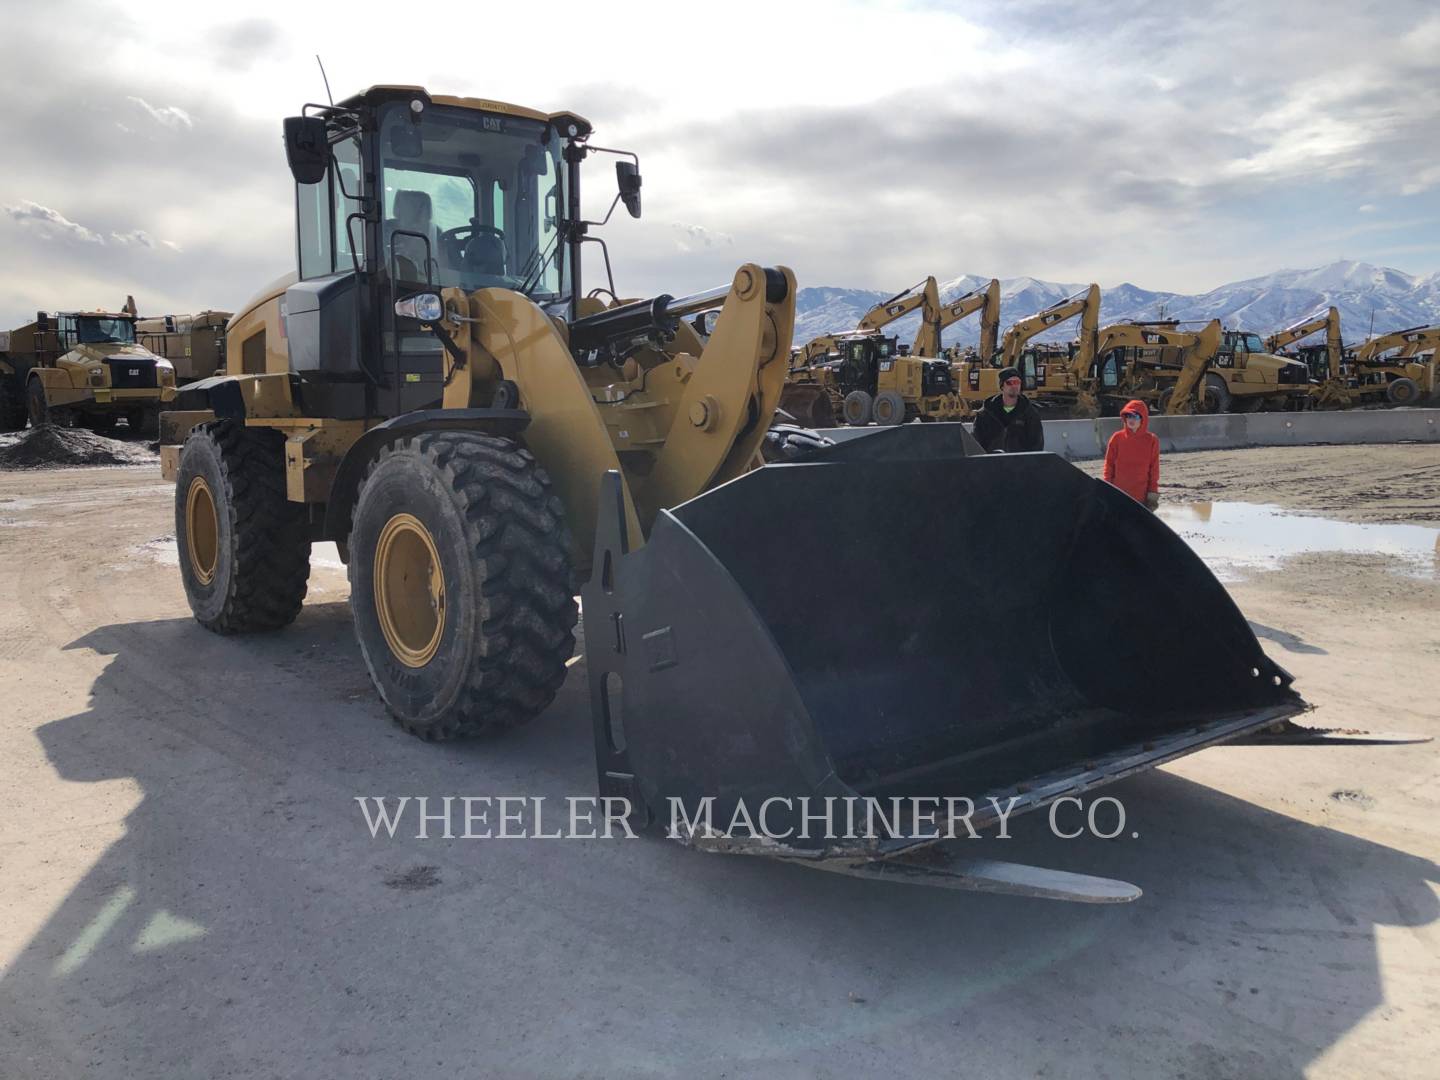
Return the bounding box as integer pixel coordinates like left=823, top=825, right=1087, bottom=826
left=780, top=278, right=964, bottom=425
left=0, top=307, right=177, bottom=434
left=162, top=85, right=1349, bottom=899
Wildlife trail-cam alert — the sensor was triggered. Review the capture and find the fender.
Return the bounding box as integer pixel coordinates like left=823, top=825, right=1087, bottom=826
left=322, top=408, right=530, bottom=541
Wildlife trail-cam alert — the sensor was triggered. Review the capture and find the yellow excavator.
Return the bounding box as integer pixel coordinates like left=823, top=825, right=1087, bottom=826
left=933, top=278, right=1001, bottom=363
left=953, top=285, right=1100, bottom=411
left=782, top=277, right=963, bottom=425
left=1084, top=319, right=1224, bottom=415
left=158, top=84, right=1324, bottom=899
left=1295, top=321, right=1440, bottom=407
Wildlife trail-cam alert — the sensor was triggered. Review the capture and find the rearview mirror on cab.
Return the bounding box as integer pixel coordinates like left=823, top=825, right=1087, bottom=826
left=616, top=161, right=642, bottom=219
left=283, top=116, right=329, bottom=185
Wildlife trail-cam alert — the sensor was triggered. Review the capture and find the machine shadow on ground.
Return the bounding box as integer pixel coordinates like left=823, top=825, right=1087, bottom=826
left=0, top=611, right=1435, bottom=1077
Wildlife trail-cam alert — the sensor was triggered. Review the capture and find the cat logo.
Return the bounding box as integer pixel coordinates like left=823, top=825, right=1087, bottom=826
left=128, top=368, right=139, bottom=376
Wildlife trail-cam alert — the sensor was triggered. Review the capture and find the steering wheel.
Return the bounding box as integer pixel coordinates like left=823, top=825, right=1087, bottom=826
left=440, top=221, right=507, bottom=274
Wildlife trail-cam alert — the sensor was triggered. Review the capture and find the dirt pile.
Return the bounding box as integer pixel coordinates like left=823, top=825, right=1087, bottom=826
left=0, top=426, right=157, bottom=470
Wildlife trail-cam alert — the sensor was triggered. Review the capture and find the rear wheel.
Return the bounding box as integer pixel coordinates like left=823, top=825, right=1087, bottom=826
left=1197, top=373, right=1231, bottom=415
left=175, top=421, right=311, bottom=633
left=348, top=431, right=578, bottom=740
left=1386, top=377, right=1419, bottom=406
left=842, top=390, right=873, bottom=425
left=873, top=390, right=906, bottom=425
left=0, top=377, right=26, bottom=431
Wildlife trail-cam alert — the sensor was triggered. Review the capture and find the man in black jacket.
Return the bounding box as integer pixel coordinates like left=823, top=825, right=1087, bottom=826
left=970, top=367, right=1045, bottom=453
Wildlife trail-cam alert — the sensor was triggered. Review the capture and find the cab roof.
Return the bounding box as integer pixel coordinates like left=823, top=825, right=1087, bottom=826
left=337, top=85, right=591, bottom=137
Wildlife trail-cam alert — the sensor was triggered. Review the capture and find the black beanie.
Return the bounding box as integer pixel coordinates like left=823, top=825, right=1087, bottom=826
left=997, top=367, right=1021, bottom=386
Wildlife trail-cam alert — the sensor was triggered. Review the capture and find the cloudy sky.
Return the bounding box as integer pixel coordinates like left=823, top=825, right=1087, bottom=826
left=1, top=0, right=1436, bottom=327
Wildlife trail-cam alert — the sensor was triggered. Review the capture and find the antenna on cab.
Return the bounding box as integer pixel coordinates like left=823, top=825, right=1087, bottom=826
left=316, top=55, right=334, bottom=107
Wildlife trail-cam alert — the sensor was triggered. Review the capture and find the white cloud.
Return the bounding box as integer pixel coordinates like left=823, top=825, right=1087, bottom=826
left=3, top=200, right=104, bottom=244
left=111, top=229, right=153, bottom=247
left=127, top=96, right=194, bottom=129
left=672, top=223, right=733, bottom=252
left=1358, top=204, right=1378, bottom=213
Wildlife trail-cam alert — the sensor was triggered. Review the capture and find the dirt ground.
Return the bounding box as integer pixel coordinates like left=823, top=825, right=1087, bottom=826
left=1078, top=442, right=1440, bottom=524
left=1, top=447, right=1438, bottom=1079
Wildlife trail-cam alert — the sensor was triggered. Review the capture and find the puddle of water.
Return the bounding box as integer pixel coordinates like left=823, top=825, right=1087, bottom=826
left=1157, top=502, right=1440, bottom=581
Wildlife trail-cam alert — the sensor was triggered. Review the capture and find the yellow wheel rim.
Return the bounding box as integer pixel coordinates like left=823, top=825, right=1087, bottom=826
left=374, top=513, right=446, bottom=668
left=185, top=477, right=219, bottom=586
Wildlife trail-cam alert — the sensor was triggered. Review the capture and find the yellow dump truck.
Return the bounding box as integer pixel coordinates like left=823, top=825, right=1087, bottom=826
left=0, top=308, right=176, bottom=434
left=136, top=310, right=233, bottom=385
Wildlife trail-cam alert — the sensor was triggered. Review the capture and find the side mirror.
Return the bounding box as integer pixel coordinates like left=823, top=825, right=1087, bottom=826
left=283, top=116, right=329, bottom=185
left=616, top=161, right=642, bottom=219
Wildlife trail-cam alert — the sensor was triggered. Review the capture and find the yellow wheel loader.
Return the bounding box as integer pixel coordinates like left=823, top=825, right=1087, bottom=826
left=161, top=85, right=1381, bottom=900
left=0, top=307, right=177, bottom=435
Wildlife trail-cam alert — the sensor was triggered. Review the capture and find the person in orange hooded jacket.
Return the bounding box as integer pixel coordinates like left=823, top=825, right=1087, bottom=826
left=1103, top=399, right=1160, bottom=510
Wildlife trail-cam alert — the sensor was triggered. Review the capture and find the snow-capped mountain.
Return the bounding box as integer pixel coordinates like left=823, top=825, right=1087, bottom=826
left=792, top=260, right=1440, bottom=349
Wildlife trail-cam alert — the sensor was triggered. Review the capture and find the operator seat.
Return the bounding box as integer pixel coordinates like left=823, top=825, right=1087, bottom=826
left=386, top=190, right=437, bottom=283
left=462, top=227, right=509, bottom=284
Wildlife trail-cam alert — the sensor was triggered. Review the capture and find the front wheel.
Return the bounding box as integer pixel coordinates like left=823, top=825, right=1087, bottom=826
left=348, top=432, right=578, bottom=740
left=1197, top=373, right=1231, bottom=415
left=26, top=380, right=50, bottom=428
left=1386, top=377, right=1419, bottom=406
left=842, top=390, right=873, bottom=425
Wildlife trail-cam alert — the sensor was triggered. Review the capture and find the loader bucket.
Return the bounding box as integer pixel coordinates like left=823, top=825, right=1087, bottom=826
left=582, top=429, right=1305, bottom=858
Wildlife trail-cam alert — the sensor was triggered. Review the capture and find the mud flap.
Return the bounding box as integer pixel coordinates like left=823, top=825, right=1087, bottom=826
left=582, top=432, right=1306, bottom=859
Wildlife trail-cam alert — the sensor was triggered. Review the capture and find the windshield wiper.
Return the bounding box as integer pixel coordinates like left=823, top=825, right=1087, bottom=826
left=517, top=234, right=561, bottom=297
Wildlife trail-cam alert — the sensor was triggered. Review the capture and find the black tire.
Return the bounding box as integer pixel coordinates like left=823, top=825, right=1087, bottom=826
left=0, top=376, right=26, bottom=432
left=175, top=421, right=311, bottom=634
left=1198, top=373, right=1231, bottom=414
left=348, top=431, right=578, bottom=740
left=1232, top=395, right=1264, bottom=414
left=842, top=390, right=873, bottom=425
left=873, top=390, right=906, bottom=425
left=85, top=414, right=119, bottom=434
left=27, top=379, right=50, bottom=428
left=126, top=406, right=160, bottom=438
left=1386, top=377, right=1419, bottom=406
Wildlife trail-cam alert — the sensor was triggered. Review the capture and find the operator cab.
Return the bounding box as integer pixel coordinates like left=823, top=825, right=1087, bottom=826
left=280, top=87, right=603, bottom=418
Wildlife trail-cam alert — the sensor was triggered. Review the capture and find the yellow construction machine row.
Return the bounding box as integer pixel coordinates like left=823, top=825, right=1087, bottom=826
left=786, top=283, right=1436, bottom=425
left=144, top=83, right=1427, bottom=902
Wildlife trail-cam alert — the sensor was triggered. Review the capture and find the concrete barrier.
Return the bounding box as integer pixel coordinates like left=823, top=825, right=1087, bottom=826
left=812, top=408, right=1440, bottom=462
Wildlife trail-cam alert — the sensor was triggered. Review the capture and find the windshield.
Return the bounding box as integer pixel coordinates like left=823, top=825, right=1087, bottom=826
left=379, top=103, right=565, bottom=298
left=76, top=317, right=136, bottom=345
left=1242, top=333, right=1265, bottom=352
